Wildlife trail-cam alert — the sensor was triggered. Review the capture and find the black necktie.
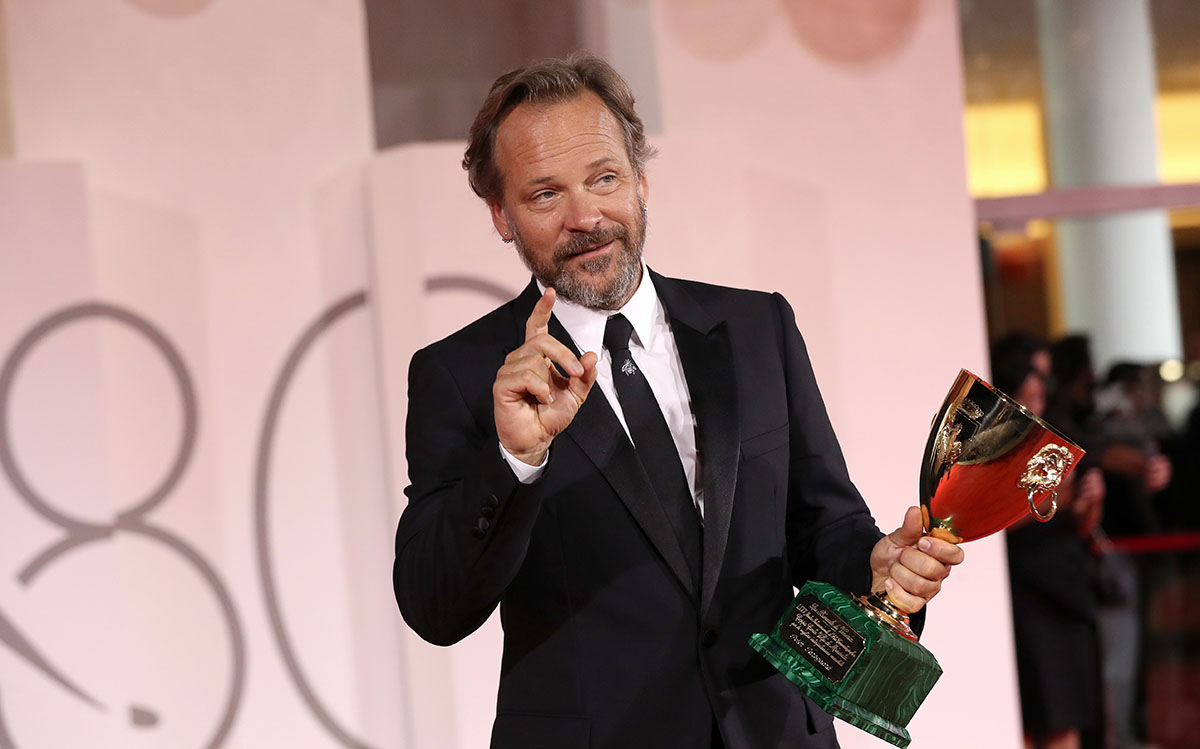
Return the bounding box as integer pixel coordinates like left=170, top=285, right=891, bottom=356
left=603, top=313, right=702, bottom=590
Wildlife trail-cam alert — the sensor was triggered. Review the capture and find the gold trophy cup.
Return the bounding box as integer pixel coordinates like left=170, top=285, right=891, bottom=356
left=750, top=369, right=1085, bottom=747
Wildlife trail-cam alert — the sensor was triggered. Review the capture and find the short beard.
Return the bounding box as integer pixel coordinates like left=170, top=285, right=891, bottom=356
left=510, top=201, right=647, bottom=311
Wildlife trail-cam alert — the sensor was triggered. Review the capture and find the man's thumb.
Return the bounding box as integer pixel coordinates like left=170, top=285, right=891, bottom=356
left=888, top=505, right=926, bottom=548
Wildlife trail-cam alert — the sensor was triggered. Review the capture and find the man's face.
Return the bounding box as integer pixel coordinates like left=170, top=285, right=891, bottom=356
left=489, top=91, right=648, bottom=311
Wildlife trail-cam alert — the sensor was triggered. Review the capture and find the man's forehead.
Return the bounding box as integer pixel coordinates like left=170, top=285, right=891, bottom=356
left=502, top=90, right=613, bottom=127
left=494, top=92, right=627, bottom=168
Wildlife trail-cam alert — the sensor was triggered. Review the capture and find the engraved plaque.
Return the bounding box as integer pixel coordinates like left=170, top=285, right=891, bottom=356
left=781, top=594, right=865, bottom=684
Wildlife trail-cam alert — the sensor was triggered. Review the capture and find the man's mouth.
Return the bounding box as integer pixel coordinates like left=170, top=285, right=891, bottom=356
left=570, top=240, right=614, bottom=261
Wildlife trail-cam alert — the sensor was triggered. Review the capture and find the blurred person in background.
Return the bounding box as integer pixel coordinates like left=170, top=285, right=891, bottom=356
left=1093, top=363, right=1173, bottom=537
left=993, top=333, right=1105, bottom=749
left=1172, top=333, right=1200, bottom=530
left=1179, top=395, right=1200, bottom=529
left=1048, top=338, right=1172, bottom=749
left=1090, top=361, right=1175, bottom=749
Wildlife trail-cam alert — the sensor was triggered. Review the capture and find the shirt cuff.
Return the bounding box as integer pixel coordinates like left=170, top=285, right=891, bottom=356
left=499, top=442, right=548, bottom=484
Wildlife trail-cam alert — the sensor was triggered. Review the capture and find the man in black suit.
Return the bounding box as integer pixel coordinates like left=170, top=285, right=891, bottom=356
left=393, top=53, right=963, bottom=748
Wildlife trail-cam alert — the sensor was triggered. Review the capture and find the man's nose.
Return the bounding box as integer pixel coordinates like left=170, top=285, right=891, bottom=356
left=563, top=191, right=602, bottom=232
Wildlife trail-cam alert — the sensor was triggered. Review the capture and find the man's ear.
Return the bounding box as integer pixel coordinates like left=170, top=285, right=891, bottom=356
left=637, top=171, right=649, bottom=205
left=488, top=200, right=511, bottom=241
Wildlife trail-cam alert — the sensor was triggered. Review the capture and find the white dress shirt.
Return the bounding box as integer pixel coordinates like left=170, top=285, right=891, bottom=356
left=500, top=265, right=705, bottom=519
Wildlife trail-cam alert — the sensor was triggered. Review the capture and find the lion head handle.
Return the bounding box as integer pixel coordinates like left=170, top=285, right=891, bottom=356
left=1019, top=444, right=1075, bottom=495
left=1018, top=445, right=1075, bottom=522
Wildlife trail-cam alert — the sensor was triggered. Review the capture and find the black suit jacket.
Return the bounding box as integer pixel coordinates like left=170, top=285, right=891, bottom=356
left=394, top=270, right=885, bottom=748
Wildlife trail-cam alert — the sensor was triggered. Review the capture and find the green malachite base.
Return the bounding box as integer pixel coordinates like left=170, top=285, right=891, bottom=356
left=749, top=582, right=943, bottom=748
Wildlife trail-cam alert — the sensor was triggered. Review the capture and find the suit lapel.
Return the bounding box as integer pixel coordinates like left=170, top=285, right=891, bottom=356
left=560, top=376, right=699, bottom=598
left=519, top=281, right=698, bottom=599
left=510, top=273, right=739, bottom=605
left=650, top=271, right=741, bottom=618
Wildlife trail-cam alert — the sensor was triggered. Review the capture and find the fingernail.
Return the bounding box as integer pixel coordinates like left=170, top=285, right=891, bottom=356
left=918, top=538, right=932, bottom=551
left=884, top=578, right=895, bottom=590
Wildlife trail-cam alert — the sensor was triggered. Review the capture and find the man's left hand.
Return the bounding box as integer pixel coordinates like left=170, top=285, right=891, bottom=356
left=869, top=506, right=964, bottom=613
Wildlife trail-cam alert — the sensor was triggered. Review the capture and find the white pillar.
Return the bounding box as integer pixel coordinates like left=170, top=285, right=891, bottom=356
left=1037, top=0, right=1182, bottom=372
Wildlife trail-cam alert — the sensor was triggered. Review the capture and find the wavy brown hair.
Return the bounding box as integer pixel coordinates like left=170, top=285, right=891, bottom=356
left=463, top=52, right=656, bottom=204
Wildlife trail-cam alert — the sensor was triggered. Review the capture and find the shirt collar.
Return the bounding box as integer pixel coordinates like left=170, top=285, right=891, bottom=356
left=537, top=262, right=662, bottom=356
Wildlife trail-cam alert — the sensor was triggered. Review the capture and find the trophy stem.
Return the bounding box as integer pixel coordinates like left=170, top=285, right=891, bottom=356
left=855, top=592, right=918, bottom=642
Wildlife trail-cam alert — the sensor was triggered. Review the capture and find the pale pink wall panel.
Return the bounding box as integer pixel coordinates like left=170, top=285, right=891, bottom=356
left=2, top=2, right=402, bottom=747
left=369, top=142, right=528, bottom=749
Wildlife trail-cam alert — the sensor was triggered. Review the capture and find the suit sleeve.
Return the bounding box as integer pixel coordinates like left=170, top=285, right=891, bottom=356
left=773, top=293, right=927, bottom=634
left=773, top=292, right=883, bottom=594
left=392, top=345, right=545, bottom=646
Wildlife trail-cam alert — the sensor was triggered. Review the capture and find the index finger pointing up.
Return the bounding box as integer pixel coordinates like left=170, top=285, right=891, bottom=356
left=526, top=287, right=556, bottom=341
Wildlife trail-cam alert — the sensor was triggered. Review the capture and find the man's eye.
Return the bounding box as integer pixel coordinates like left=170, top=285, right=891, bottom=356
left=597, top=174, right=616, bottom=184
left=532, top=191, right=555, bottom=202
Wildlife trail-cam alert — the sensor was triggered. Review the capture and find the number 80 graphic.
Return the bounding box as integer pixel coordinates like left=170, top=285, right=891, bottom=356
left=0, top=278, right=513, bottom=749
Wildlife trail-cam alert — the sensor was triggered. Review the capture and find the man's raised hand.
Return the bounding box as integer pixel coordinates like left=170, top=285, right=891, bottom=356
left=494, top=288, right=599, bottom=466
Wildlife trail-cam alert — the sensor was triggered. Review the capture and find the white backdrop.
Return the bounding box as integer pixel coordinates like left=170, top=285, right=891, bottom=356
left=0, top=1, right=1014, bottom=747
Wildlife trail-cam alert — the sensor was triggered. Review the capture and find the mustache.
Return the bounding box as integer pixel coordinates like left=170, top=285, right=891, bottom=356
left=553, top=225, right=628, bottom=262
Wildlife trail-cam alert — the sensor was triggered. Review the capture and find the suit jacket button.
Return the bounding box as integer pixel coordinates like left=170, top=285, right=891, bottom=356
left=472, top=517, right=490, bottom=538
left=481, top=505, right=495, bottom=518
left=701, top=628, right=719, bottom=648
left=485, top=493, right=500, bottom=509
